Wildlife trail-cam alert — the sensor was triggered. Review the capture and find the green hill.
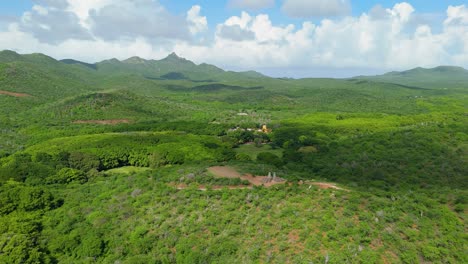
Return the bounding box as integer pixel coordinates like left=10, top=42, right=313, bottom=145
left=356, top=66, right=468, bottom=89
left=62, top=52, right=268, bottom=82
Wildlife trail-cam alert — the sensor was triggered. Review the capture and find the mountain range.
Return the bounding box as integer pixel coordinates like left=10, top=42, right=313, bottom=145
left=2, top=50, right=468, bottom=86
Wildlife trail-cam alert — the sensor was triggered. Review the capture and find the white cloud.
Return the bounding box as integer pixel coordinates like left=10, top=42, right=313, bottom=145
left=32, top=5, right=48, bottom=16
left=200, top=3, right=468, bottom=71
left=229, top=0, right=275, bottom=10
left=224, top=11, right=252, bottom=29
left=0, top=2, right=467, bottom=77
left=0, top=24, right=168, bottom=62
left=217, top=25, right=255, bottom=41
left=445, top=5, right=468, bottom=26
left=13, top=0, right=195, bottom=44
left=187, top=5, right=207, bottom=35
left=19, top=3, right=91, bottom=44
left=282, top=0, right=351, bottom=18
left=88, top=0, right=190, bottom=42
left=388, top=2, right=414, bottom=22
left=64, top=0, right=114, bottom=28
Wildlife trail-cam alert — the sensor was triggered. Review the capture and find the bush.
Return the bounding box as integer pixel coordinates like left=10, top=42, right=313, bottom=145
left=257, top=152, right=282, bottom=167
left=47, top=168, right=87, bottom=184
left=235, top=153, right=251, bottom=161
left=68, top=152, right=100, bottom=172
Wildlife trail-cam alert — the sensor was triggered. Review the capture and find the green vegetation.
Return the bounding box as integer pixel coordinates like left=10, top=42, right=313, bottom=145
left=234, top=143, right=283, bottom=160
left=0, top=50, right=467, bottom=263
left=104, top=166, right=151, bottom=175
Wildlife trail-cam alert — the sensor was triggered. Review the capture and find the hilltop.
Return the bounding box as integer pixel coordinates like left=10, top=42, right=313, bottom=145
left=63, top=51, right=268, bottom=82
left=355, top=66, right=468, bottom=89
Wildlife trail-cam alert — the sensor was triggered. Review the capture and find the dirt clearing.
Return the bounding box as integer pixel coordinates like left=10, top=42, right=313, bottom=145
left=172, top=183, right=252, bottom=191
left=174, top=166, right=348, bottom=191
left=0, top=90, right=32, bottom=97
left=72, top=119, right=131, bottom=125
left=207, top=166, right=242, bottom=178
left=208, top=166, right=287, bottom=187
left=301, top=181, right=349, bottom=191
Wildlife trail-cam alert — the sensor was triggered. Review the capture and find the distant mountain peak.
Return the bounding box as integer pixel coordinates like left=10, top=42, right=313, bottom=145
left=355, top=65, right=468, bottom=89
left=162, top=52, right=192, bottom=64
left=0, top=50, right=20, bottom=56
left=123, top=56, right=147, bottom=64
left=61, top=59, right=97, bottom=70
left=0, top=50, right=22, bottom=62
left=167, top=52, right=180, bottom=59
left=432, top=65, right=467, bottom=72
left=100, top=58, right=120, bottom=64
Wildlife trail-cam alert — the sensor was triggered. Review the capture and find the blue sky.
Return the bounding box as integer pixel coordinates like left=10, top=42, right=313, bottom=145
left=6, top=1, right=467, bottom=24
left=0, top=0, right=467, bottom=77
left=6, top=1, right=467, bottom=19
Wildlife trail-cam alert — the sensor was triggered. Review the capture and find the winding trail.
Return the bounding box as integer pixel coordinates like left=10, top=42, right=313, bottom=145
left=301, top=181, right=350, bottom=191
left=0, top=90, right=32, bottom=97
left=72, top=119, right=131, bottom=125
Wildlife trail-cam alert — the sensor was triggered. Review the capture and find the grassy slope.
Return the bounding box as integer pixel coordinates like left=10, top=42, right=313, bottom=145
left=235, top=144, right=283, bottom=159
left=356, top=66, right=468, bottom=89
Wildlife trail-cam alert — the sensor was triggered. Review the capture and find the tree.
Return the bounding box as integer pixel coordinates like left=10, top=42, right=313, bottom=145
left=68, top=152, right=100, bottom=172
left=257, top=152, right=282, bottom=167
left=47, top=168, right=87, bottom=184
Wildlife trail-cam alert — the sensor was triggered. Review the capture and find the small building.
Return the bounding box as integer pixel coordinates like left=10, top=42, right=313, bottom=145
left=261, top=124, right=270, bottom=133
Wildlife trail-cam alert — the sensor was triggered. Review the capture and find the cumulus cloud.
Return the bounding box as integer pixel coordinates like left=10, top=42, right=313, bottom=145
left=63, top=0, right=115, bottom=28
left=17, top=3, right=91, bottom=44
left=224, top=11, right=253, bottom=29
left=187, top=5, right=207, bottom=35
left=88, top=0, right=190, bottom=42
left=445, top=5, right=468, bottom=26
left=229, top=0, right=275, bottom=10
left=217, top=25, right=255, bottom=41
left=369, top=5, right=389, bottom=20
left=7, top=0, right=199, bottom=45
left=282, top=0, right=351, bottom=18
left=193, top=3, right=468, bottom=71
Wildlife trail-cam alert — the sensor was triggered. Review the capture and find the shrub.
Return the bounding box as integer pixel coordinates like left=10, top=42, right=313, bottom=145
left=47, top=168, right=87, bottom=184
left=257, top=152, right=282, bottom=167
left=235, top=153, right=251, bottom=161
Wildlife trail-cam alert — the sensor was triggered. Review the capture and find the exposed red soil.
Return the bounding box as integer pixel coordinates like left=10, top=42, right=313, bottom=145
left=171, top=183, right=252, bottom=191
left=301, top=180, right=349, bottom=191
left=288, top=230, right=305, bottom=254
left=0, top=90, right=32, bottom=97
left=288, top=230, right=300, bottom=242
left=173, top=166, right=348, bottom=192
left=242, top=174, right=286, bottom=187
left=382, top=250, right=399, bottom=264
left=207, top=166, right=241, bottom=178
left=72, top=119, right=131, bottom=125
left=311, top=182, right=346, bottom=190
left=208, top=166, right=287, bottom=187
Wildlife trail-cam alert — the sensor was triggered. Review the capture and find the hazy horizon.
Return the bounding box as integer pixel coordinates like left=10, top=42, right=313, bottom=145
left=6, top=48, right=467, bottom=79
left=0, top=0, right=467, bottom=77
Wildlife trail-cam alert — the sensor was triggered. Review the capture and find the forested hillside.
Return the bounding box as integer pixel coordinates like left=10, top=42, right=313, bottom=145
left=0, top=51, right=466, bottom=263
